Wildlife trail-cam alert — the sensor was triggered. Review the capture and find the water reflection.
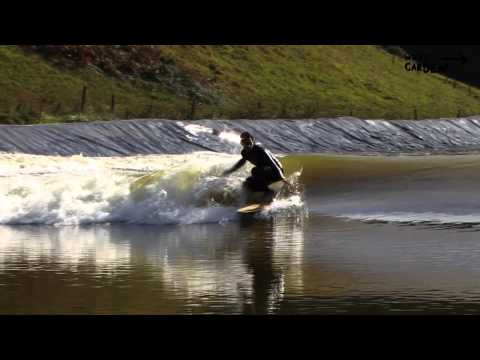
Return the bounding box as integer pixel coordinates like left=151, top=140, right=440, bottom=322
left=240, top=216, right=305, bottom=314
left=114, top=224, right=255, bottom=314
left=0, top=214, right=306, bottom=314
left=0, top=226, right=131, bottom=273
left=4, top=214, right=480, bottom=314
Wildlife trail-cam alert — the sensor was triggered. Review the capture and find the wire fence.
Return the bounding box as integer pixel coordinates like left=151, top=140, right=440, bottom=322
left=2, top=83, right=480, bottom=124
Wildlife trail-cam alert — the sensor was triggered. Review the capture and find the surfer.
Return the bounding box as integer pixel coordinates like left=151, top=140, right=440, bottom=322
left=223, top=132, right=291, bottom=202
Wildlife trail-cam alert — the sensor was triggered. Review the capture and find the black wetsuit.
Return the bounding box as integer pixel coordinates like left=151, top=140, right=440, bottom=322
left=240, top=145, right=285, bottom=192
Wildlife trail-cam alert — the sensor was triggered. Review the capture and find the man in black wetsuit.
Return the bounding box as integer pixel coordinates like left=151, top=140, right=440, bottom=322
left=223, top=132, right=290, bottom=201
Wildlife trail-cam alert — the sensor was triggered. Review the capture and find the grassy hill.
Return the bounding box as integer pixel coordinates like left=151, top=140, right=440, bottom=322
left=1, top=45, right=480, bottom=124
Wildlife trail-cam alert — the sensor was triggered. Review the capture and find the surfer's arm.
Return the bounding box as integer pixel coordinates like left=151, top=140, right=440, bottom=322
left=269, top=156, right=292, bottom=188
left=223, top=158, right=247, bottom=176
left=275, top=171, right=291, bottom=188
left=263, top=148, right=287, bottom=183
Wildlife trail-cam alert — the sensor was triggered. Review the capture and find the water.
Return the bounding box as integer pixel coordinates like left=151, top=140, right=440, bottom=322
left=3, top=216, right=480, bottom=314
left=3, top=151, right=480, bottom=314
left=4, top=117, right=480, bottom=156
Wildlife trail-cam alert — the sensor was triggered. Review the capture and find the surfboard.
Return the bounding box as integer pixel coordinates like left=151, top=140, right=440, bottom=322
left=237, top=180, right=289, bottom=214
left=237, top=203, right=271, bottom=214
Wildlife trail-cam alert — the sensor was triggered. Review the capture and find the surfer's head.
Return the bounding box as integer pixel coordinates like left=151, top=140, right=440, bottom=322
left=240, top=132, right=255, bottom=149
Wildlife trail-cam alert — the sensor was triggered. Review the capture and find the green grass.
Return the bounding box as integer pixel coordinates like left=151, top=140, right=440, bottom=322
left=0, top=46, right=192, bottom=124
left=1, top=45, right=480, bottom=124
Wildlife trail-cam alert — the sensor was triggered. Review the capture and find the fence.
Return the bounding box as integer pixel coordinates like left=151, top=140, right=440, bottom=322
left=2, top=84, right=480, bottom=124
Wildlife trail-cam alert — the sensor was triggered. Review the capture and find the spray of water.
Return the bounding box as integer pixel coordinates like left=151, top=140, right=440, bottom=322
left=0, top=153, right=305, bottom=226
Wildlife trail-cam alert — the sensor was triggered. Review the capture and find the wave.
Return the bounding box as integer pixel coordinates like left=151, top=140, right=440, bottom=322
left=291, top=154, right=480, bottom=226
left=2, top=149, right=480, bottom=226
left=0, top=152, right=304, bottom=226
left=3, top=117, right=480, bottom=156
left=335, top=212, right=480, bottom=226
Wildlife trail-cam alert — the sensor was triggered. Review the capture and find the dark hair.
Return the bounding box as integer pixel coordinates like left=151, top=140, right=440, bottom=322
left=241, top=132, right=253, bottom=140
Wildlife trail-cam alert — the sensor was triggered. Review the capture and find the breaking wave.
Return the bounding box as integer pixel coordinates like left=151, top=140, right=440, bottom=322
left=0, top=153, right=304, bottom=226
left=3, top=117, right=480, bottom=156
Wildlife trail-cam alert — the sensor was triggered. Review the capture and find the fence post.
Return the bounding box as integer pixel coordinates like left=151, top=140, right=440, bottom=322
left=190, top=97, right=197, bottom=120
left=38, top=99, right=44, bottom=115
left=149, top=102, right=153, bottom=118
left=80, top=85, right=87, bottom=113
left=111, top=94, right=116, bottom=113
left=414, top=107, right=418, bottom=120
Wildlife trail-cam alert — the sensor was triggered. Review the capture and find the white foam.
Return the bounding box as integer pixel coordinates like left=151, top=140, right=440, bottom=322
left=218, top=131, right=242, bottom=149
left=339, top=212, right=480, bottom=225
left=0, top=152, right=306, bottom=226
left=183, top=124, right=213, bottom=136
left=0, top=153, right=244, bottom=226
